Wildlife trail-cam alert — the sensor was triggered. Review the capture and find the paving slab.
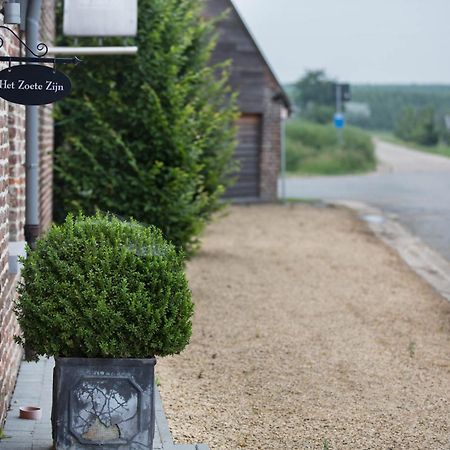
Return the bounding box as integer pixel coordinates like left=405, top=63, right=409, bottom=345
left=0, top=359, right=209, bottom=450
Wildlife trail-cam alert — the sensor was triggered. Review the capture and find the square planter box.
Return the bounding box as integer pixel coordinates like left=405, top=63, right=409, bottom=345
left=52, top=357, right=156, bottom=449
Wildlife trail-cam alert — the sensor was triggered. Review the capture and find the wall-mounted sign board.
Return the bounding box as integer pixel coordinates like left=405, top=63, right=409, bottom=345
left=63, top=0, right=138, bottom=37
left=0, top=65, right=72, bottom=105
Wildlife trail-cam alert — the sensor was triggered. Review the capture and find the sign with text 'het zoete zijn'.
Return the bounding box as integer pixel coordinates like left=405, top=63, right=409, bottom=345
left=0, top=64, right=72, bottom=105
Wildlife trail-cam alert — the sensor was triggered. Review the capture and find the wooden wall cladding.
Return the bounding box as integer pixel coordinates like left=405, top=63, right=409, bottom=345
left=224, top=114, right=261, bottom=198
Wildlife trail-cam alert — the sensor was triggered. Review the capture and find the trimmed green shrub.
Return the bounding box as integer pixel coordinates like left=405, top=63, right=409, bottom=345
left=54, top=0, right=238, bottom=254
left=15, top=214, right=194, bottom=359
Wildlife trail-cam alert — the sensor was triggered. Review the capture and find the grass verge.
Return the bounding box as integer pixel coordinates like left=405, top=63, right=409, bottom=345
left=286, top=120, right=376, bottom=175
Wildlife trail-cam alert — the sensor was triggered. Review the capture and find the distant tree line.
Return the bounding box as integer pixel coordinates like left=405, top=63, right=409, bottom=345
left=287, top=70, right=450, bottom=147
left=394, top=107, right=439, bottom=146
left=290, top=70, right=336, bottom=124
left=351, top=85, right=450, bottom=146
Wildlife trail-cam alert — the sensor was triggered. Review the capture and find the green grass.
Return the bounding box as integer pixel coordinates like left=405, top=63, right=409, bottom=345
left=374, top=132, right=450, bottom=158
left=281, top=197, right=319, bottom=204
left=0, top=428, right=10, bottom=440
left=286, top=120, right=376, bottom=175
left=408, top=341, right=416, bottom=358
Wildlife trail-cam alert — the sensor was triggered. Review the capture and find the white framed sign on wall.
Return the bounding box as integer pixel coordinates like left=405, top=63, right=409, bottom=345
left=63, top=0, right=138, bottom=37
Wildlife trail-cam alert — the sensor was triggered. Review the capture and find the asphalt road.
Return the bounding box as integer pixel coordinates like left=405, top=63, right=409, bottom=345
left=285, top=139, right=450, bottom=262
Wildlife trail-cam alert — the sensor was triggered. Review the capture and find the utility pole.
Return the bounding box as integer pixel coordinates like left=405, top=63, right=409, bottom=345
left=335, top=83, right=342, bottom=115
left=334, top=83, right=351, bottom=147
left=280, top=108, right=288, bottom=202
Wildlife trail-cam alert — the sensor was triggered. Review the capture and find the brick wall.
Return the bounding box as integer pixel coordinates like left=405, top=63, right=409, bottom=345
left=8, top=102, right=26, bottom=242
left=0, top=1, right=56, bottom=425
left=40, top=0, right=56, bottom=232
left=0, top=100, right=9, bottom=301
left=0, top=14, right=26, bottom=424
left=259, top=105, right=281, bottom=201
left=0, top=276, right=22, bottom=426
left=258, top=69, right=283, bottom=201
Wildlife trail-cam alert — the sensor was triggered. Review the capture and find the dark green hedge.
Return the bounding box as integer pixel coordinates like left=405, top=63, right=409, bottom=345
left=54, top=0, right=238, bottom=254
left=15, top=214, right=194, bottom=359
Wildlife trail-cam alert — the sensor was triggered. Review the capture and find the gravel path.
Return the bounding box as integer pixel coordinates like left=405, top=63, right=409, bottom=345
left=157, top=204, right=450, bottom=450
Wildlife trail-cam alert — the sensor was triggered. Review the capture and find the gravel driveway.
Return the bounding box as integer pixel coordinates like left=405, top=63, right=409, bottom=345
left=157, top=204, right=450, bottom=450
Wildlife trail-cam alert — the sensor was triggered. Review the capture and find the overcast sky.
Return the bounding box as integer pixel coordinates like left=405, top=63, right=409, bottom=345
left=232, top=0, right=450, bottom=85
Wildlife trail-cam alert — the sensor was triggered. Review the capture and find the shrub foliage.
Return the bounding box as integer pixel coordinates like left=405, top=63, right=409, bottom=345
left=394, top=107, right=439, bottom=146
left=292, top=70, right=336, bottom=124
left=15, top=214, right=194, bottom=359
left=54, top=0, right=237, bottom=253
left=286, top=120, right=375, bottom=175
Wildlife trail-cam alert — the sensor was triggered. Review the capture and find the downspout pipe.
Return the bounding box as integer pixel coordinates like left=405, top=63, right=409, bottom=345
left=25, top=0, right=42, bottom=248
left=280, top=112, right=286, bottom=202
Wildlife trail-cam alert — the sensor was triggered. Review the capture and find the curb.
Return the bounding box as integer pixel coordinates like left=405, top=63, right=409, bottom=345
left=333, top=200, right=450, bottom=303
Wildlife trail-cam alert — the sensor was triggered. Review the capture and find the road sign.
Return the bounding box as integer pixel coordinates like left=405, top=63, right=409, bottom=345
left=341, top=84, right=351, bottom=102
left=334, top=113, right=345, bottom=129
left=334, top=83, right=351, bottom=103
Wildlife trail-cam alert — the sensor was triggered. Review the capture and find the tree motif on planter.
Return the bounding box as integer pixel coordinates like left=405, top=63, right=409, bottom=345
left=70, top=377, right=142, bottom=445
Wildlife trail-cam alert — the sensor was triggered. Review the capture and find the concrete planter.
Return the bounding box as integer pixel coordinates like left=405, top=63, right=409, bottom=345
left=52, top=357, right=156, bottom=450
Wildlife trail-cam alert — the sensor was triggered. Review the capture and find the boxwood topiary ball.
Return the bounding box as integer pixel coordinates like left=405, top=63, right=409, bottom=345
left=15, top=213, right=194, bottom=359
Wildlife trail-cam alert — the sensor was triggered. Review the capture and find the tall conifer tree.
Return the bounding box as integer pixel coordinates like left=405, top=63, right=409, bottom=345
left=54, top=0, right=237, bottom=253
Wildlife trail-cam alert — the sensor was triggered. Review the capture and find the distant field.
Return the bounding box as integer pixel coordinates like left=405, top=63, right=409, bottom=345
left=286, top=120, right=375, bottom=175
left=375, top=132, right=450, bottom=159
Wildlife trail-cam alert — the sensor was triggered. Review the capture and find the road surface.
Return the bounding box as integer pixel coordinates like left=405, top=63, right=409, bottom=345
left=285, top=139, right=450, bottom=262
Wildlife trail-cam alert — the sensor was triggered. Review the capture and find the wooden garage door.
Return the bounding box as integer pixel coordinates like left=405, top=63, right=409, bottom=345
left=225, top=114, right=261, bottom=198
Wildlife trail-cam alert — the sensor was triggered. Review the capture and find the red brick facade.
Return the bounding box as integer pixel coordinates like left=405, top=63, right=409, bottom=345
left=0, top=15, right=26, bottom=426
left=40, top=0, right=56, bottom=232
left=0, top=1, right=55, bottom=425
left=260, top=68, right=283, bottom=200
left=8, top=101, right=26, bottom=243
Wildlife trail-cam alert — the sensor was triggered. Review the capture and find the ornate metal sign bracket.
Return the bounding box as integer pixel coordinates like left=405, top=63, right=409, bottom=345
left=0, top=26, right=78, bottom=105
left=0, top=26, right=81, bottom=66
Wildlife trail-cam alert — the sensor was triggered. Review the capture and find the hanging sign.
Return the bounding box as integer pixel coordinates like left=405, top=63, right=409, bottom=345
left=0, top=64, right=72, bottom=105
